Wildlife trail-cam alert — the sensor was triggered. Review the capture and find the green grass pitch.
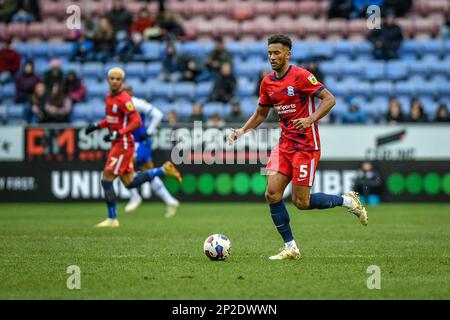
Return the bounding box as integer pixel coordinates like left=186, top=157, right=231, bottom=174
left=0, top=202, right=449, bottom=299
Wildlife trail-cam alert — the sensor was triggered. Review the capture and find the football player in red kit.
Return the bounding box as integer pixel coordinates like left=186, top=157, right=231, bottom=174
left=228, top=35, right=368, bottom=260
left=85, top=68, right=182, bottom=227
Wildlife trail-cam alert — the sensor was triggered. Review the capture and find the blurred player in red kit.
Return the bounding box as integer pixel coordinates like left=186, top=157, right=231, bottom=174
left=85, top=67, right=182, bottom=227
left=228, top=35, right=368, bottom=260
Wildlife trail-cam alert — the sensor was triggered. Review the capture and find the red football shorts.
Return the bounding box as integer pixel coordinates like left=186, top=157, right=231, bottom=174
left=266, top=143, right=321, bottom=186
left=104, top=143, right=135, bottom=176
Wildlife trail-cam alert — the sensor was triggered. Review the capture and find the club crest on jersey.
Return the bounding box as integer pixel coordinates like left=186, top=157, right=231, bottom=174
left=112, top=104, right=118, bottom=113
left=308, top=74, right=318, bottom=85
left=125, top=101, right=135, bottom=111
left=287, top=86, right=295, bottom=96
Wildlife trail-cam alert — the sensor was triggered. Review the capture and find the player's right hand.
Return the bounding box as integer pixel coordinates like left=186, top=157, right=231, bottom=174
left=104, top=130, right=120, bottom=142
left=227, top=128, right=245, bottom=145
left=85, top=123, right=100, bottom=134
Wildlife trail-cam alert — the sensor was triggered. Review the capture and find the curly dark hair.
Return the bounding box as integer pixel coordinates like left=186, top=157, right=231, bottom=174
left=267, top=34, right=292, bottom=50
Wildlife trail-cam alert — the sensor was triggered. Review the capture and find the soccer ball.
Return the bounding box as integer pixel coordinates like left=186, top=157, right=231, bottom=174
left=203, top=234, right=231, bottom=261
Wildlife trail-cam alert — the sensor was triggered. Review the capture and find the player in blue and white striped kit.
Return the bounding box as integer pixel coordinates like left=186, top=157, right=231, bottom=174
left=123, top=84, right=180, bottom=217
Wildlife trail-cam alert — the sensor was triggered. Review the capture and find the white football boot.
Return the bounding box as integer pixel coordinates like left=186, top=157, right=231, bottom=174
left=165, top=200, right=180, bottom=218
left=269, top=246, right=302, bottom=260
left=345, top=191, right=368, bottom=226
left=95, top=218, right=120, bottom=228
left=125, top=194, right=142, bottom=213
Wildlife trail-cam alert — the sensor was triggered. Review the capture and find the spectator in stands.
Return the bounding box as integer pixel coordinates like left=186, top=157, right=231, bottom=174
left=62, top=71, right=87, bottom=103
left=328, top=0, right=354, bottom=19
left=155, top=10, right=186, bottom=41
left=181, top=57, right=202, bottom=83
left=434, top=103, right=450, bottom=123
left=188, top=103, right=205, bottom=122
left=14, top=61, right=39, bottom=103
left=11, top=0, right=40, bottom=23
left=130, top=6, right=155, bottom=38
left=167, top=110, right=179, bottom=127
left=82, top=5, right=99, bottom=40
left=31, top=82, right=48, bottom=123
left=353, top=161, right=383, bottom=205
left=382, top=0, right=412, bottom=17
left=368, top=11, right=403, bottom=60
left=407, top=98, right=428, bottom=123
left=226, top=101, right=246, bottom=123
left=206, top=113, right=226, bottom=128
left=93, top=18, right=115, bottom=62
left=208, top=63, right=236, bottom=103
left=161, top=42, right=183, bottom=82
left=206, top=37, right=233, bottom=75
left=0, top=0, right=19, bottom=22
left=385, top=98, right=405, bottom=124
left=0, top=38, right=21, bottom=83
left=42, top=59, right=64, bottom=97
left=115, top=31, right=143, bottom=62
left=341, top=99, right=367, bottom=124
left=254, top=69, right=270, bottom=97
left=44, top=85, right=73, bottom=123
left=106, top=0, right=133, bottom=37
left=70, top=30, right=94, bottom=62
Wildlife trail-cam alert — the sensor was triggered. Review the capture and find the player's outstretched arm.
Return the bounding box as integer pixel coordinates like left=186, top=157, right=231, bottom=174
left=292, top=88, right=336, bottom=130
left=227, top=106, right=271, bottom=144
left=85, top=119, right=108, bottom=134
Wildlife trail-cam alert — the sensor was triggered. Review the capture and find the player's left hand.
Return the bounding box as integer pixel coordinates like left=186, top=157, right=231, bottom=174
left=292, top=116, right=313, bottom=130
left=104, top=130, right=120, bottom=142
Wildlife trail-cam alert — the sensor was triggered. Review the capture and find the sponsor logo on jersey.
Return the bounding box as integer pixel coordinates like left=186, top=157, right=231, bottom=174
left=106, top=115, right=119, bottom=124
left=287, top=86, right=295, bottom=96
left=307, top=74, right=318, bottom=85
left=112, top=104, right=118, bottom=113
left=125, top=101, right=135, bottom=111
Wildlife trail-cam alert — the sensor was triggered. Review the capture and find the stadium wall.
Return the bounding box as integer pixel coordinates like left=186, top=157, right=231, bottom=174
left=0, top=125, right=449, bottom=203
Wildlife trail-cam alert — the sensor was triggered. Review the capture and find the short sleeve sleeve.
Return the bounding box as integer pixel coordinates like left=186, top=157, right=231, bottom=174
left=258, top=77, right=273, bottom=107
left=298, top=69, right=324, bottom=97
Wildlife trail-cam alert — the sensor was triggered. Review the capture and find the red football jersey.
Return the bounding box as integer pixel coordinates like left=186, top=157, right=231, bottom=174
left=104, top=90, right=137, bottom=150
left=259, top=65, right=324, bottom=152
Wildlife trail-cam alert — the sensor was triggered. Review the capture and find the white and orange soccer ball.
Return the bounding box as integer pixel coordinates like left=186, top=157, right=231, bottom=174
left=203, top=234, right=232, bottom=261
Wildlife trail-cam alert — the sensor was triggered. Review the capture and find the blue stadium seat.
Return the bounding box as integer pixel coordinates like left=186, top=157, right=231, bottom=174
left=342, top=61, right=365, bottom=77
left=320, top=61, right=341, bottom=77
left=334, top=40, right=354, bottom=58
left=353, top=40, right=372, bottom=58
left=173, top=82, right=196, bottom=100
left=151, top=82, right=174, bottom=100
left=291, top=41, right=311, bottom=61
left=246, top=41, right=267, bottom=59
left=195, top=81, right=213, bottom=99
left=31, top=42, right=51, bottom=58
left=415, top=81, right=438, bottom=97
left=61, top=61, right=82, bottom=75
left=372, top=81, right=393, bottom=97
left=1, top=83, right=15, bottom=99
left=399, top=40, right=422, bottom=57
left=310, top=41, right=333, bottom=58
left=71, top=102, right=92, bottom=123
left=430, top=56, right=450, bottom=75
left=226, top=41, right=247, bottom=59
left=179, top=41, right=213, bottom=59
left=203, top=102, right=226, bottom=118
left=420, top=97, right=438, bottom=117
left=6, top=103, right=24, bottom=119
left=13, top=43, right=31, bottom=58
left=363, top=61, right=385, bottom=81
left=386, top=61, right=408, bottom=80
left=87, top=81, right=109, bottom=98
left=81, top=62, right=102, bottom=79
left=393, top=81, right=415, bottom=96
left=141, top=41, right=162, bottom=60
left=51, top=42, right=73, bottom=58
left=125, top=62, right=147, bottom=79
left=171, top=99, right=192, bottom=118
left=240, top=97, right=258, bottom=116
left=421, top=40, right=443, bottom=57
left=126, top=78, right=148, bottom=99
left=350, top=81, right=371, bottom=97
left=237, top=78, right=255, bottom=98
left=146, top=62, right=162, bottom=78
left=437, top=80, right=450, bottom=96
left=396, top=96, right=411, bottom=114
